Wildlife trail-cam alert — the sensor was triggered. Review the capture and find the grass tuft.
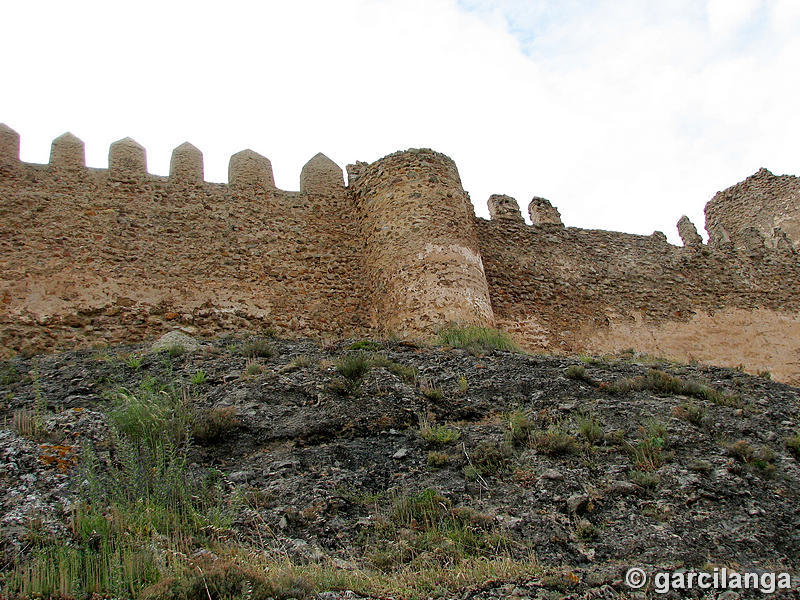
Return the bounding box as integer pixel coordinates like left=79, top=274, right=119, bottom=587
left=419, top=416, right=460, bottom=445
left=532, top=422, right=578, bottom=456
left=239, top=338, right=275, bottom=359
left=436, top=326, right=519, bottom=355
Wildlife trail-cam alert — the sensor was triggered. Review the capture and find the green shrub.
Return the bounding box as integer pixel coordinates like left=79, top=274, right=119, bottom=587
left=787, top=432, right=800, bottom=457
left=0, top=362, right=22, bottom=385
left=675, top=400, right=705, bottom=426
left=727, top=440, right=777, bottom=476
left=419, top=379, right=445, bottom=401
left=335, top=352, right=372, bottom=381
left=564, top=365, right=593, bottom=383
left=239, top=338, right=275, bottom=359
left=369, top=353, right=418, bottom=383
left=436, top=326, right=519, bottom=354
left=121, top=353, right=143, bottom=370
left=532, top=422, right=578, bottom=456
left=576, top=413, right=604, bottom=444
left=365, top=489, right=509, bottom=569
left=427, top=451, right=451, bottom=469
left=192, top=406, right=240, bottom=444
left=727, top=439, right=755, bottom=462
left=626, top=421, right=670, bottom=471
left=164, top=343, right=186, bottom=358
left=141, top=558, right=312, bottom=600
left=419, top=417, right=460, bottom=445
left=602, top=369, right=739, bottom=406
left=108, top=379, right=192, bottom=452
left=7, top=377, right=238, bottom=600
left=244, top=360, right=262, bottom=377
left=467, top=441, right=510, bottom=475
left=190, top=369, right=207, bottom=385
left=506, top=410, right=532, bottom=446
left=288, top=354, right=313, bottom=369
left=629, top=469, right=660, bottom=489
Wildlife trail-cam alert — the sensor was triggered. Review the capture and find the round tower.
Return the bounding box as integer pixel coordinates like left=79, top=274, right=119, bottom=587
left=350, top=148, right=494, bottom=337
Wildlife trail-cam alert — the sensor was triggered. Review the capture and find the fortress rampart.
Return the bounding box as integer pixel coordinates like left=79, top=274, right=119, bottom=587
left=2, top=123, right=799, bottom=382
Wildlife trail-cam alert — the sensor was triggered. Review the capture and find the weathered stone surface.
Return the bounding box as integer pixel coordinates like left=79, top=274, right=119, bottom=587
left=300, top=153, right=344, bottom=195
left=228, top=149, right=275, bottom=189
left=487, top=194, right=523, bottom=221
left=528, top=196, right=563, bottom=225
left=109, top=137, right=146, bottom=180
left=706, top=167, right=800, bottom=251
left=677, top=215, right=702, bottom=247
left=49, top=132, right=85, bottom=171
left=169, top=142, right=203, bottom=184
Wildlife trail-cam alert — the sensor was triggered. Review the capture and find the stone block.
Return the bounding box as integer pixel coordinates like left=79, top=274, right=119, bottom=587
left=109, top=137, right=147, bottom=180
left=228, top=149, right=275, bottom=189
left=0, top=123, right=20, bottom=172
left=300, top=153, right=344, bottom=194
left=49, top=132, right=85, bottom=171
left=488, top=194, right=523, bottom=221
left=528, top=196, right=563, bottom=225
left=169, top=142, right=204, bottom=184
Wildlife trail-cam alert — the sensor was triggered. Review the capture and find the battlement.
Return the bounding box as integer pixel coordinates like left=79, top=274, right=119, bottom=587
left=0, top=124, right=345, bottom=193
left=1, top=123, right=799, bottom=382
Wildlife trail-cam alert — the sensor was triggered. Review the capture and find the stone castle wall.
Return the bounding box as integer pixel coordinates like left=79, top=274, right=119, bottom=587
left=476, top=215, right=800, bottom=383
left=0, top=125, right=369, bottom=355
left=1, top=123, right=799, bottom=382
left=705, top=168, right=800, bottom=252
left=348, top=149, right=493, bottom=336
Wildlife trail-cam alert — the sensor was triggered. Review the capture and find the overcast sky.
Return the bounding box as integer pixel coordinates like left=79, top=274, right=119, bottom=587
left=2, top=0, right=798, bottom=243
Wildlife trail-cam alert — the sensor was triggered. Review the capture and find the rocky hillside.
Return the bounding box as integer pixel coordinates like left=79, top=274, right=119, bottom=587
left=1, top=330, right=799, bottom=599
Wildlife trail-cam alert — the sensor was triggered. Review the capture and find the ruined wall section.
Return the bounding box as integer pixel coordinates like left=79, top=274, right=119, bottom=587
left=0, top=127, right=367, bottom=355
left=476, top=202, right=800, bottom=382
left=705, top=168, right=800, bottom=251
left=348, top=149, right=493, bottom=336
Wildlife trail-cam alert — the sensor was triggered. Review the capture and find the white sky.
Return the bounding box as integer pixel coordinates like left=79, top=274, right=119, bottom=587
left=2, top=0, right=799, bottom=243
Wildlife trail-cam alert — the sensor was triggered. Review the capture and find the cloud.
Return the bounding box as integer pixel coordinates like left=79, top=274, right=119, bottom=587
left=0, top=0, right=797, bottom=244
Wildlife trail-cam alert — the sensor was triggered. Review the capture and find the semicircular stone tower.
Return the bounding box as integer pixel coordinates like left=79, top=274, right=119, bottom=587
left=349, top=148, right=494, bottom=337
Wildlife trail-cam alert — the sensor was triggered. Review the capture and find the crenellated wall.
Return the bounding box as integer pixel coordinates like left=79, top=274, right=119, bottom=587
left=1, top=123, right=799, bottom=382
left=0, top=125, right=369, bottom=354
left=476, top=212, right=800, bottom=382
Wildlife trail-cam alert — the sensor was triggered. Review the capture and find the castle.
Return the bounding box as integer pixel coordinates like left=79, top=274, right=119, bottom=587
left=2, top=124, right=799, bottom=382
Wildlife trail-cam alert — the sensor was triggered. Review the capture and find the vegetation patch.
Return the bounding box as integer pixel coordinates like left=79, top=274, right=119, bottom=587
left=787, top=432, right=800, bottom=458
left=5, top=377, right=238, bottom=600
left=600, top=368, right=740, bottom=406
left=436, top=326, right=519, bottom=355
left=465, top=441, right=511, bottom=478
left=239, top=338, right=276, bottom=359
left=564, top=365, right=594, bottom=384
left=505, top=409, right=532, bottom=446
left=419, top=417, right=460, bottom=445
left=575, top=413, right=604, bottom=444
left=625, top=420, right=671, bottom=471
left=349, top=340, right=383, bottom=352
left=364, top=489, right=512, bottom=571
left=726, top=439, right=777, bottom=476
left=531, top=421, right=578, bottom=456
left=672, top=400, right=705, bottom=426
